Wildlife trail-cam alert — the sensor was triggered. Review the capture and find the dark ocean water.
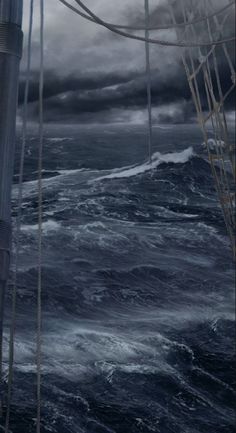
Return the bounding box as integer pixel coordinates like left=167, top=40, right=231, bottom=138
left=2, top=123, right=235, bottom=433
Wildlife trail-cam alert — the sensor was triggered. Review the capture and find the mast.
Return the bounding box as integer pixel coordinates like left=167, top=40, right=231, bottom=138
left=0, top=0, right=23, bottom=412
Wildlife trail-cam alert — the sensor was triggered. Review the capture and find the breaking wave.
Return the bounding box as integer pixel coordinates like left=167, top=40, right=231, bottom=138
left=95, top=147, right=194, bottom=180
left=21, top=219, right=61, bottom=234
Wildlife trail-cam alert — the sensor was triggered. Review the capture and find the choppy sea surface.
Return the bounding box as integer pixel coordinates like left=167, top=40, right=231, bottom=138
left=2, top=123, right=235, bottom=433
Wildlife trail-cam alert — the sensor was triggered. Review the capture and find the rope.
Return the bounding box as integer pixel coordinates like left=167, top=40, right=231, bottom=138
left=36, top=0, right=44, bottom=431
left=5, top=1, right=34, bottom=431
left=144, top=0, right=152, bottom=164
left=58, top=0, right=236, bottom=48
left=171, top=0, right=235, bottom=258
left=58, top=0, right=235, bottom=32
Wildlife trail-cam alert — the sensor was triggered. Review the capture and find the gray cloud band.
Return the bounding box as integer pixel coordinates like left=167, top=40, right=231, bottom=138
left=18, top=0, right=235, bottom=123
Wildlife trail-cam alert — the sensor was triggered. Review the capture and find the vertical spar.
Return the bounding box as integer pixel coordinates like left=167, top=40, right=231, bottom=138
left=0, top=0, right=23, bottom=413
left=144, top=0, right=153, bottom=164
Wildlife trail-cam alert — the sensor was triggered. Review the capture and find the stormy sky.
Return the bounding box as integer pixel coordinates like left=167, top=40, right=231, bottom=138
left=19, top=0, right=235, bottom=124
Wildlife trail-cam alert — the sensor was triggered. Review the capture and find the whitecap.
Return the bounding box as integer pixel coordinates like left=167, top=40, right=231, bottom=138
left=47, top=137, right=73, bottom=142
left=21, top=219, right=61, bottom=234
left=95, top=147, right=194, bottom=180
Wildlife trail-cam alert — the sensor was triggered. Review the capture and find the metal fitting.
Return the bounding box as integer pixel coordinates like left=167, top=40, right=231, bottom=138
left=0, top=21, right=23, bottom=58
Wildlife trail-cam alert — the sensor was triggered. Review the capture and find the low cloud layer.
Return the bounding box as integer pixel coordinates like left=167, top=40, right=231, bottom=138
left=19, top=0, right=235, bottom=124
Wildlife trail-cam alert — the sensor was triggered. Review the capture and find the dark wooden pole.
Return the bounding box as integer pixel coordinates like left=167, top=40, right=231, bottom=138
left=0, top=0, right=23, bottom=414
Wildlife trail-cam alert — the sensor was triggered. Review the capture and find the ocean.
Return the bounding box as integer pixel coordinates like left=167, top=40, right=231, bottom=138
left=2, top=123, right=235, bottom=433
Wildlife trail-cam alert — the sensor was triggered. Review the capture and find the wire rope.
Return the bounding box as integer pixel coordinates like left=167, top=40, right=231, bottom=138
left=58, top=0, right=236, bottom=47
left=58, top=0, right=235, bottom=32
left=36, top=0, right=44, bottom=432
left=144, top=0, right=153, bottom=163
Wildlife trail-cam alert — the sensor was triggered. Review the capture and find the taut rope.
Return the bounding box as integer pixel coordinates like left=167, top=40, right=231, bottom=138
left=36, top=1, right=44, bottom=432
left=144, top=0, right=153, bottom=164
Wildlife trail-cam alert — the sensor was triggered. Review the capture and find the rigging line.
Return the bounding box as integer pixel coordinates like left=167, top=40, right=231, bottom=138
left=145, top=0, right=152, bottom=164
left=37, top=0, right=44, bottom=432
left=186, top=8, right=231, bottom=81
left=210, top=0, right=236, bottom=93
left=60, top=0, right=236, bottom=47
left=205, top=1, right=231, bottom=157
left=58, top=0, right=235, bottom=32
left=203, top=64, right=235, bottom=218
left=181, top=0, right=205, bottom=121
left=177, top=0, right=235, bottom=255
left=193, top=0, right=234, bottom=216
left=5, top=1, right=34, bottom=432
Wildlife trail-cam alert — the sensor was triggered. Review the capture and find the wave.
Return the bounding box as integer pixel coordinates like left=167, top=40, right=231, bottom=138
left=95, top=147, right=194, bottom=180
left=58, top=168, right=89, bottom=176
left=12, top=168, right=87, bottom=199
left=21, top=219, right=61, bottom=234
left=47, top=137, right=73, bottom=143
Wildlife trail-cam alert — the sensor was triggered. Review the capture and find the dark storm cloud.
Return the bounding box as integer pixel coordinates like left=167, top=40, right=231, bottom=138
left=19, top=0, right=235, bottom=124
left=18, top=54, right=234, bottom=123
left=18, top=70, right=144, bottom=105
left=18, top=63, right=191, bottom=121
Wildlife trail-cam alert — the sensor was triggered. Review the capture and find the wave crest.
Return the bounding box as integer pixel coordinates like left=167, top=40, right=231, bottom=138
left=96, top=147, right=194, bottom=180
